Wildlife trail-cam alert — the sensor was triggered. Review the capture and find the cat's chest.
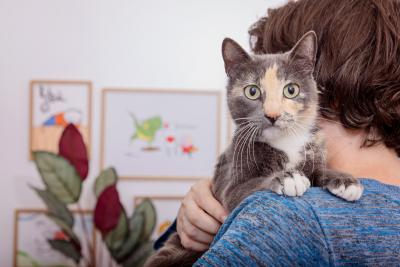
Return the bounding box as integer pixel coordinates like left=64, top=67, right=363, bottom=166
left=268, top=134, right=309, bottom=169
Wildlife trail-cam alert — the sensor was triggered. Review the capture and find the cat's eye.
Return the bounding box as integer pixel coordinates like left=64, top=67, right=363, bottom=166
left=283, top=83, right=300, bottom=99
left=244, top=85, right=261, bottom=100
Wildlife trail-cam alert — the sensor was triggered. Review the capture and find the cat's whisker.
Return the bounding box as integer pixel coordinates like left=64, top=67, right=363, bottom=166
left=250, top=127, right=260, bottom=171
left=246, top=126, right=259, bottom=172
left=232, top=124, right=255, bottom=180
left=239, top=127, right=256, bottom=179
left=234, top=120, right=252, bottom=128
left=232, top=125, right=251, bottom=179
left=233, top=123, right=254, bottom=138
left=245, top=127, right=251, bottom=172
left=234, top=116, right=256, bottom=120
left=238, top=126, right=256, bottom=180
left=234, top=118, right=263, bottom=128
left=232, top=126, right=252, bottom=179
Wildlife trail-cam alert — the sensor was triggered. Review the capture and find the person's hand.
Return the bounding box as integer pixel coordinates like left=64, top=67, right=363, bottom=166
left=177, top=179, right=228, bottom=251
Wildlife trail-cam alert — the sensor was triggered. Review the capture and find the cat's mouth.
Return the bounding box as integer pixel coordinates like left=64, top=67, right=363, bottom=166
left=259, top=126, right=284, bottom=142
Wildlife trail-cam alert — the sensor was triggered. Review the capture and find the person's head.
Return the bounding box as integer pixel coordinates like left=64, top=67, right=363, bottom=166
left=249, top=0, right=400, bottom=155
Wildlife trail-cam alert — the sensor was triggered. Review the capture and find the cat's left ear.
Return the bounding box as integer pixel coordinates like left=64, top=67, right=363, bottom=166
left=289, top=31, right=317, bottom=74
left=222, top=38, right=251, bottom=78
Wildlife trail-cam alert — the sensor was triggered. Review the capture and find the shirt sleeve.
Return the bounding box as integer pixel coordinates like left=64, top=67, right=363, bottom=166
left=194, top=191, right=331, bottom=267
left=153, top=219, right=177, bottom=250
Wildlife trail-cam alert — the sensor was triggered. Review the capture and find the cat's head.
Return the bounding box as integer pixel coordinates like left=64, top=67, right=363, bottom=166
left=222, top=31, right=318, bottom=142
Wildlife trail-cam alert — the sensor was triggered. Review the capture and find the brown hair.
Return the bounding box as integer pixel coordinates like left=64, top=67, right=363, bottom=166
left=249, top=0, right=400, bottom=154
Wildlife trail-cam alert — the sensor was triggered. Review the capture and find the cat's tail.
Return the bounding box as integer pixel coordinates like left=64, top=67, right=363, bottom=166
left=144, top=233, right=204, bottom=267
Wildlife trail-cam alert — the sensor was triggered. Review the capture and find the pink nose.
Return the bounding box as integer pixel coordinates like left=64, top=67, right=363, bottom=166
left=265, top=114, right=280, bottom=124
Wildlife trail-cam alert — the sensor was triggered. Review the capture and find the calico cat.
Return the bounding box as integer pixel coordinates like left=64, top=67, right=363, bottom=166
left=145, top=31, right=363, bottom=267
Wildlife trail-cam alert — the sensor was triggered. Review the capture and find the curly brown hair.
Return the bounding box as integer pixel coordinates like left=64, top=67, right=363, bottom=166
left=249, top=0, right=400, bottom=155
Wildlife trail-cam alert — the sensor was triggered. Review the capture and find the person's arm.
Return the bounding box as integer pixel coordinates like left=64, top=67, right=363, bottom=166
left=194, top=191, right=331, bottom=266
left=155, top=179, right=228, bottom=251
left=177, top=179, right=228, bottom=251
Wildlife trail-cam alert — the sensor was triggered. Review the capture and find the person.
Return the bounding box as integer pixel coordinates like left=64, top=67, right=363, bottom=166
left=156, top=0, right=400, bottom=265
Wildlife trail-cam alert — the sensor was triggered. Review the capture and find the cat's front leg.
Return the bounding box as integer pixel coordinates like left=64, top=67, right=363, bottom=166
left=316, top=169, right=363, bottom=201
left=265, top=171, right=311, bottom=197
left=223, top=171, right=311, bottom=211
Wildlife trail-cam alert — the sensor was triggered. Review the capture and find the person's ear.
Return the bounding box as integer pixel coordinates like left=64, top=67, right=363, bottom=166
left=222, top=38, right=251, bottom=77
left=289, top=31, right=317, bottom=74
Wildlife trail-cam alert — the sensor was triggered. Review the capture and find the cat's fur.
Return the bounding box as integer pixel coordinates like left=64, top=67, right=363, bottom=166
left=145, top=31, right=363, bottom=267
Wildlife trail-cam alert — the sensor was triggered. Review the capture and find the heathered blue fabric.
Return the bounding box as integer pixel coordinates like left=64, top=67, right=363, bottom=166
left=195, top=179, right=400, bottom=266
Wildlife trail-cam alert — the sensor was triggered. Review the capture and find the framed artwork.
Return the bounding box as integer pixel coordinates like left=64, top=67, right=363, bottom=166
left=101, top=89, right=221, bottom=180
left=13, top=209, right=95, bottom=267
left=134, top=196, right=184, bottom=239
left=29, top=80, right=92, bottom=158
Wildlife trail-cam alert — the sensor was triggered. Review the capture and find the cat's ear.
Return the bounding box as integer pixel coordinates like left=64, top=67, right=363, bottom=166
left=222, top=38, right=251, bottom=77
left=288, top=31, right=317, bottom=74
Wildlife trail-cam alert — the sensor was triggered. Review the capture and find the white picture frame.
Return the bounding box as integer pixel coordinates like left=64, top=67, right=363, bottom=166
left=13, top=209, right=96, bottom=267
left=101, top=89, right=221, bottom=180
left=29, top=80, right=92, bottom=159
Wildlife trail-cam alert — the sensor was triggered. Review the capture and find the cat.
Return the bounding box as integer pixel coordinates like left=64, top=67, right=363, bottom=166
left=144, top=31, right=364, bottom=267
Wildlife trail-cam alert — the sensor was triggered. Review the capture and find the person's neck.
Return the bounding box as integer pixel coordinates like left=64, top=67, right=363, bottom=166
left=320, top=120, right=400, bottom=186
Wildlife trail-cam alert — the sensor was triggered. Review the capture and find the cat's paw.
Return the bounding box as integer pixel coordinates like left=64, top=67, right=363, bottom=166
left=273, top=172, right=311, bottom=197
left=328, top=182, right=363, bottom=201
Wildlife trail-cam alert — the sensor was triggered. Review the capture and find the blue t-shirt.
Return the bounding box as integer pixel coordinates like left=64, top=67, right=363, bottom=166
left=194, top=179, right=400, bottom=266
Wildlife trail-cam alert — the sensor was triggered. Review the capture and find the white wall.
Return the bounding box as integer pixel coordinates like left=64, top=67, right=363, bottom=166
left=0, top=0, right=285, bottom=265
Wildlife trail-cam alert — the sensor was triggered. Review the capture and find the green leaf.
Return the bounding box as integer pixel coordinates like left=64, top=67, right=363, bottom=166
left=47, top=214, right=81, bottom=248
left=121, top=241, right=154, bottom=267
left=94, top=168, right=118, bottom=197
left=114, top=211, right=145, bottom=262
left=31, top=186, right=74, bottom=227
left=33, top=151, right=82, bottom=204
left=105, top=207, right=128, bottom=253
left=17, top=251, right=40, bottom=267
left=135, top=199, right=156, bottom=241
left=48, top=239, right=82, bottom=263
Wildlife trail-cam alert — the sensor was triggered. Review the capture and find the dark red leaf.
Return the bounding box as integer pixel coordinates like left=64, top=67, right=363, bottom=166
left=58, top=124, right=89, bottom=180
left=94, top=185, right=122, bottom=235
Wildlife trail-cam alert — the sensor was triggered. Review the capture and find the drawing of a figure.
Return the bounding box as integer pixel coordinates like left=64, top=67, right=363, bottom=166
left=130, top=113, right=162, bottom=151
left=163, top=122, right=178, bottom=156
left=42, top=109, right=82, bottom=127
left=180, top=135, right=198, bottom=157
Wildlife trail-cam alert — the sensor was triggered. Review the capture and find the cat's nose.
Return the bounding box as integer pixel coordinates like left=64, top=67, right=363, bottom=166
left=265, top=114, right=280, bottom=124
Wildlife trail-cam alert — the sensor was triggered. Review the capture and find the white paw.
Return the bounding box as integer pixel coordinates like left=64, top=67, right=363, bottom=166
left=277, top=173, right=311, bottom=197
left=328, top=183, right=363, bottom=201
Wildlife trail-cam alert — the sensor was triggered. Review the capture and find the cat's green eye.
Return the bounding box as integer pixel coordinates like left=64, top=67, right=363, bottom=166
left=283, top=83, right=300, bottom=99
left=244, top=85, right=261, bottom=100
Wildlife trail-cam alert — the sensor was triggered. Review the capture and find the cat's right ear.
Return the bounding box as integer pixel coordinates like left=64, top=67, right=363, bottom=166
left=222, top=38, right=250, bottom=77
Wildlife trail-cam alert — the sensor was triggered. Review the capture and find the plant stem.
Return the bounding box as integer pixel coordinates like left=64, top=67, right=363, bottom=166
left=77, top=202, right=95, bottom=267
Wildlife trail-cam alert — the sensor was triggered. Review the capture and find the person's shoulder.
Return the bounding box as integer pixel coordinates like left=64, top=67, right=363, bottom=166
left=219, top=178, right=400, bottom=248
left=196, top=186, right=332, bottom=266
left=196, top=180, right=400, bottom=266
left=237, top=178, right=400, bottom=214
left=231, top=185, right=331, bottom=222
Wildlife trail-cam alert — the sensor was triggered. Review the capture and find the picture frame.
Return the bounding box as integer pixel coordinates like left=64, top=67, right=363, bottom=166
left=101, top=88, right=221, bottom=180
left=134, top=196, right=184, bottom=239
left=13, top=209, right=96, bottom=267
left=29, top=80, right=92, bottom=159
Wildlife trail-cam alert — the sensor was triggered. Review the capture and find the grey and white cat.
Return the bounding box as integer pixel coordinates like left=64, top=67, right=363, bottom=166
left=145, top=31, right=363, bottom=267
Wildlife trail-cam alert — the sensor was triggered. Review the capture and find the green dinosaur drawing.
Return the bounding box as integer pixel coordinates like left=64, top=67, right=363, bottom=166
left=130, top=113, right=162, bottom=148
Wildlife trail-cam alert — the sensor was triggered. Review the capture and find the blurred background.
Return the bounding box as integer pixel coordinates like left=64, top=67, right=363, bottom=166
left=0, top=0, right=285, bottom=266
